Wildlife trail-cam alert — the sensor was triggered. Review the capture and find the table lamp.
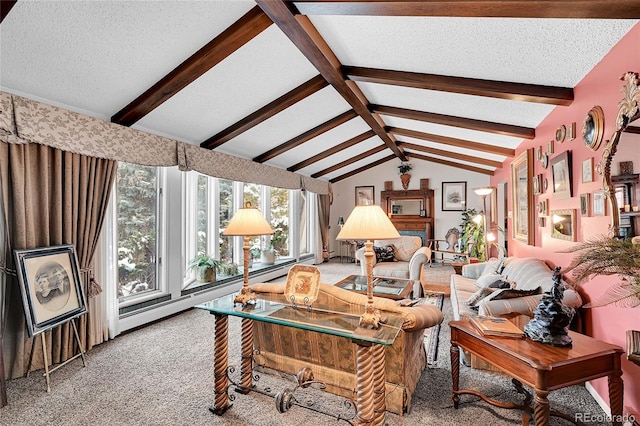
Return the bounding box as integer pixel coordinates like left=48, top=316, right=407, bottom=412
left=337, top=204, right=400, bottom=328
left=473, top=186, right=494, bottom=261
left=223, top=201, right=274, bottom=305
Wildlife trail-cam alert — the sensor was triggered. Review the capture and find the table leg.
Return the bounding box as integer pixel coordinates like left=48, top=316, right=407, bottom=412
left=450, top=343, right=460, bottom=409
left=211, top=313, right=231, bottom=415
left=608, top=369, right=624, bottom=426
left=372, top=345, right=386, bottom=425
left=354, top=342, right=375, bottom=426
left=534, top=389, right=550, bottom=426
left=237, top=317, right=254, bottom=394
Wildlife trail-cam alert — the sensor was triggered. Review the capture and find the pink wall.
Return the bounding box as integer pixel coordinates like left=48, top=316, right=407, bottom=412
left=492, top=23, right=640, bottom=415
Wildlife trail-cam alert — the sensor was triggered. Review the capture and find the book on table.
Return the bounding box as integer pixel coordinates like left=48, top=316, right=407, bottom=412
left=470, top=316, right=524, bottom=338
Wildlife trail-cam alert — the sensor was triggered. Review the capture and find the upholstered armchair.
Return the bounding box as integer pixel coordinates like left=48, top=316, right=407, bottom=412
left=355, top=235, right=430, bottom=298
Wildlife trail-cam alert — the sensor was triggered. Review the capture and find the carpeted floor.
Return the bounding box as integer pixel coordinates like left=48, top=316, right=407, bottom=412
left=1, top=259, right=610, bottom=425
left=418, top=292, right=445, bottom=365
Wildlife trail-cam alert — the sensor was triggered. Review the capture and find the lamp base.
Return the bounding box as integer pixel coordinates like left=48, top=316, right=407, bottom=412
left=234, top=286, right=256, bottom=305
left=359, top=303, right=381, bottom=329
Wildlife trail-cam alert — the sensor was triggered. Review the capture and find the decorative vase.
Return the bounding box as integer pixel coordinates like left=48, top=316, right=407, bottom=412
left=524, top=266, right=575, bottom=347
left=400, top=173, right=411, bottom=190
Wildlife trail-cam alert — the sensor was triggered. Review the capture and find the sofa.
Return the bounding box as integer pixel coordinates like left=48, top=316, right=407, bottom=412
left=354, top=236, right=430, bottom=298
left=450, top=257, right=583, bottom=367
left=249, top=280, right=444, bottom=415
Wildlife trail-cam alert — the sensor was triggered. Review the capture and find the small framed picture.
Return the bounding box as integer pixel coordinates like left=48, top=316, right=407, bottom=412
left=580, top=193, right=591, bottom=216
left=442, top=181, right=467, bottom=211
left=13, top=244, right=87, bottom=337
left=582, top=157, right=594, bottom=183
left=593, top=190, right=607, bottom=216
left=547, top=140, right=554, bottom=155
left=355, top=186, right=374, bottom=206
left=536, top=146, right=542, bottom=161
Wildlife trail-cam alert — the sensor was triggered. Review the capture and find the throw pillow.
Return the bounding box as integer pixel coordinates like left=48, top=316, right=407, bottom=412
left=466, top=287, right=496, bottom=308
left=476, top=272, right=502, bottom=288
left=480, top=259, right=501, bottom=277
left=373, top=245, right=396, bottom=262
left=490, top=287, right=542, bottom=301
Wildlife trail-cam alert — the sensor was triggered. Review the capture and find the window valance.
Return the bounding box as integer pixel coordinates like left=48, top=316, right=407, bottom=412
left=0, top=92, right=330, bottom=194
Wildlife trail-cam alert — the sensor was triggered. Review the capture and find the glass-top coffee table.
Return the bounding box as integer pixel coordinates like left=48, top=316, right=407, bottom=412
left=335, top=274, right=414, bottom=300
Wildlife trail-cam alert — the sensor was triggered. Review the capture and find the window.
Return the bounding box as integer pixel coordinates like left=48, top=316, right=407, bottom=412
left=299, top=190, right=309, bottom=255
left=271, top=187, right=289, bottom=257
left=218, top=179, right=233, bottom=263
left=116, top=163, right=159, bottom=300
left=196, top=174, right=208, bottom=256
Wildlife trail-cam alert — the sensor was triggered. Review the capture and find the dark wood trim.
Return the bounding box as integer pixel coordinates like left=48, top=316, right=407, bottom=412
left=624, top=126, right=640, bottom=134
left=398, top=142, right=503, bottom=168
left=253, top=110, right=357, bottom=163
left=373, top=104, right=535, bottom=139
left=111, top=6, right=272, bottom=127
left=311, top=145, right=387, bottom=177
left=408, top=152, right=495, bottom=175
left=292, top=1, right=640, bottom=18
left=329, top=155, right=396, bottom=183
left=389, top=126, right=515, bottom=157
left=343, top=66, right=573, bottom=106
left=288, top=130, right=375, bottom=171
left=0, top=0, right=18, bottom=23
left=257, top=0, right=407, bottom=160
left=201, top=74, right=328, bottom=149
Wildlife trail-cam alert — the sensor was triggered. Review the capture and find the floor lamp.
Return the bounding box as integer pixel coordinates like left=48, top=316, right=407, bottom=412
left=336, top=204, right=399, bottom=328
left=223, top=202, right=274, bottom=305
left=473, top=186, right=494, bottom=261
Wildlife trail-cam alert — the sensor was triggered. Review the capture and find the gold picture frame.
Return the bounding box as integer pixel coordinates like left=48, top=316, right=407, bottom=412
left=551, top=151, right=573, bottom=199
left=510, top=149, right=535, bottom=245
left=550, top=209, right=576, bottom=241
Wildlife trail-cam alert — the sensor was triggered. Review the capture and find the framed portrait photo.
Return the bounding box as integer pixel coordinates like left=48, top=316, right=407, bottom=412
left=14, top=244, right=87, bottom=337
left=442, top=181, right=467, bottom=211
left=355, top=186, right=374, bottom=206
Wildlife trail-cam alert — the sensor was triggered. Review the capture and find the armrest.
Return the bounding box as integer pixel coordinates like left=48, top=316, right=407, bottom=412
left=408, top=247, right=431, bottom=281
left=461, top=262, right=485, bottom=279
left=477, top=289, right=583, bottom=318
left=355, top=246, right=374, bottom=275
left=401, top=304, right=444, bottom=331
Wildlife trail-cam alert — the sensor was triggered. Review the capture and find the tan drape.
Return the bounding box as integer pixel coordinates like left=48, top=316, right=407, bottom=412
left=318, top=194, right=331, bottom=262
left=0, top=141, right=116, bottom=379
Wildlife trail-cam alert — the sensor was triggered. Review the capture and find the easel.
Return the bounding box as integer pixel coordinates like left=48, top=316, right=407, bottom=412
left=26, top=316, right=87, bottom=392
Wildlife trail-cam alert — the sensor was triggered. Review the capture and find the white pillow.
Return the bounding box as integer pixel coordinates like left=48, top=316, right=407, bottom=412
left=476, top=272, right=503, bottom=288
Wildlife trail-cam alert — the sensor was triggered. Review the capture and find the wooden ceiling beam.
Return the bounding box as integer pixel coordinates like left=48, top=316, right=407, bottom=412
left=253, top=110, right=357, bottom=163
left=388, top=126, right=515, bottom=157
left=201, top=74, right=328, bottom=149
left=256, top=0, right=407, bottom=160
left=343, top=66, right=573, bottom=106
left=288, top=129, right=375, bottom=171
left=624, top=126, right=640, bottom=134
left=1, top=0, right=18, bottom=23
left=373, top=104, right=535, bottom=139
left=330, top=155, right=396, bottom=183
left=399, top=142, right=503, bottom=168
left=408, top=152, right=495, bottom=175
left=311, top=145, right=387, bottom=177
left=112, top=6, right=272, bottom=127
left=291, top=1, right=640, bottom=18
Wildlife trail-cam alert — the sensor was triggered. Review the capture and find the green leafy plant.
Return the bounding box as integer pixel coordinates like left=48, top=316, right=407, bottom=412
left=459, top=208, right=485, bottom=261
left=398, top=162, right=413, bottom=174
left=561, top=235, right=640, bottom=308
left=187, top=254, right=237, bottom=282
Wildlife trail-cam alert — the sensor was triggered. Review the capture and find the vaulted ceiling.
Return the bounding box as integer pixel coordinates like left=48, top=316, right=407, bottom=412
left=1, top=1, right=638, bottom=182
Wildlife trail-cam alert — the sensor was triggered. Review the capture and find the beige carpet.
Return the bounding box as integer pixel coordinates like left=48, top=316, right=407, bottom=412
left=421, top=263, right=456, bottom=295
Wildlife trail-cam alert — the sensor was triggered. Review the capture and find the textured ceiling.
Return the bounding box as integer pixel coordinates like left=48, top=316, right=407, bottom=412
left=1, top=1, right=638, bottom=182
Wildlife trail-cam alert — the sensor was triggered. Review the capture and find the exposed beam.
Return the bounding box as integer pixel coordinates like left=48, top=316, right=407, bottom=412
left=399, top=142, right=503, bottom=168
left=253, top=110, right=357, bottom=163
left=624, top=126, right=640, bottom=134
left=343, top=66, right=573, bottom=106
left=373, top=104, right=535, bottom=139
left=256, top=0, right=407, bottom=160
left=288, top=130, right=375, bottom=171
left=112, top=6, right=272, bottom=127
left=388, top=126, right=515, bottom=157
left=311, top=145, right=387, bottom=177
left=330, top=155, right=396, bottom=183
left=201, top=74, right=328, bottom=149
left=292, top=1, right=640, bottom=18
left=408, top=152, right=495, bottom=175
left=1, top=0, right=18, bottom=23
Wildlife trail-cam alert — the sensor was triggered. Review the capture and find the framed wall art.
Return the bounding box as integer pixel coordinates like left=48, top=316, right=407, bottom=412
left=551, top=151, right=573, bottom=199
left=355, top=186, right=374, bottom=206
left=510, top=149, right=534, bottom=245
left=442, top=181, right=467, bottom=211
left=13, top=244, right=87, bottom=337
left=593, top=190, right=607, bottom=216
left=582, top=157, right=594, bottom=183
left=580, top=193, right=590, bottom=216
left=551, top=209, right=576, bottom=241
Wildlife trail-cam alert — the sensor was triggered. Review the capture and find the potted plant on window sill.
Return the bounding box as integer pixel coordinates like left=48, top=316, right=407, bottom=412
left=187, top=254, right=225, bottom=283
left=260, top=244, right=276, bottom=265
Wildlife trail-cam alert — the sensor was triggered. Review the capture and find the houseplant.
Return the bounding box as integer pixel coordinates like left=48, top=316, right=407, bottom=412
left=260, top=243, right=276, bottom=265
left=187, top=254, right=225, bottom=283
left=398, top=162, right=413, bottom=189
left=459, top=208, right=485, bottom=261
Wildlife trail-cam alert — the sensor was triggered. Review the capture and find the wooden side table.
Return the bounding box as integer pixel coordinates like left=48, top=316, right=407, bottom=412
left=450, top=320, right=624, bottom=426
